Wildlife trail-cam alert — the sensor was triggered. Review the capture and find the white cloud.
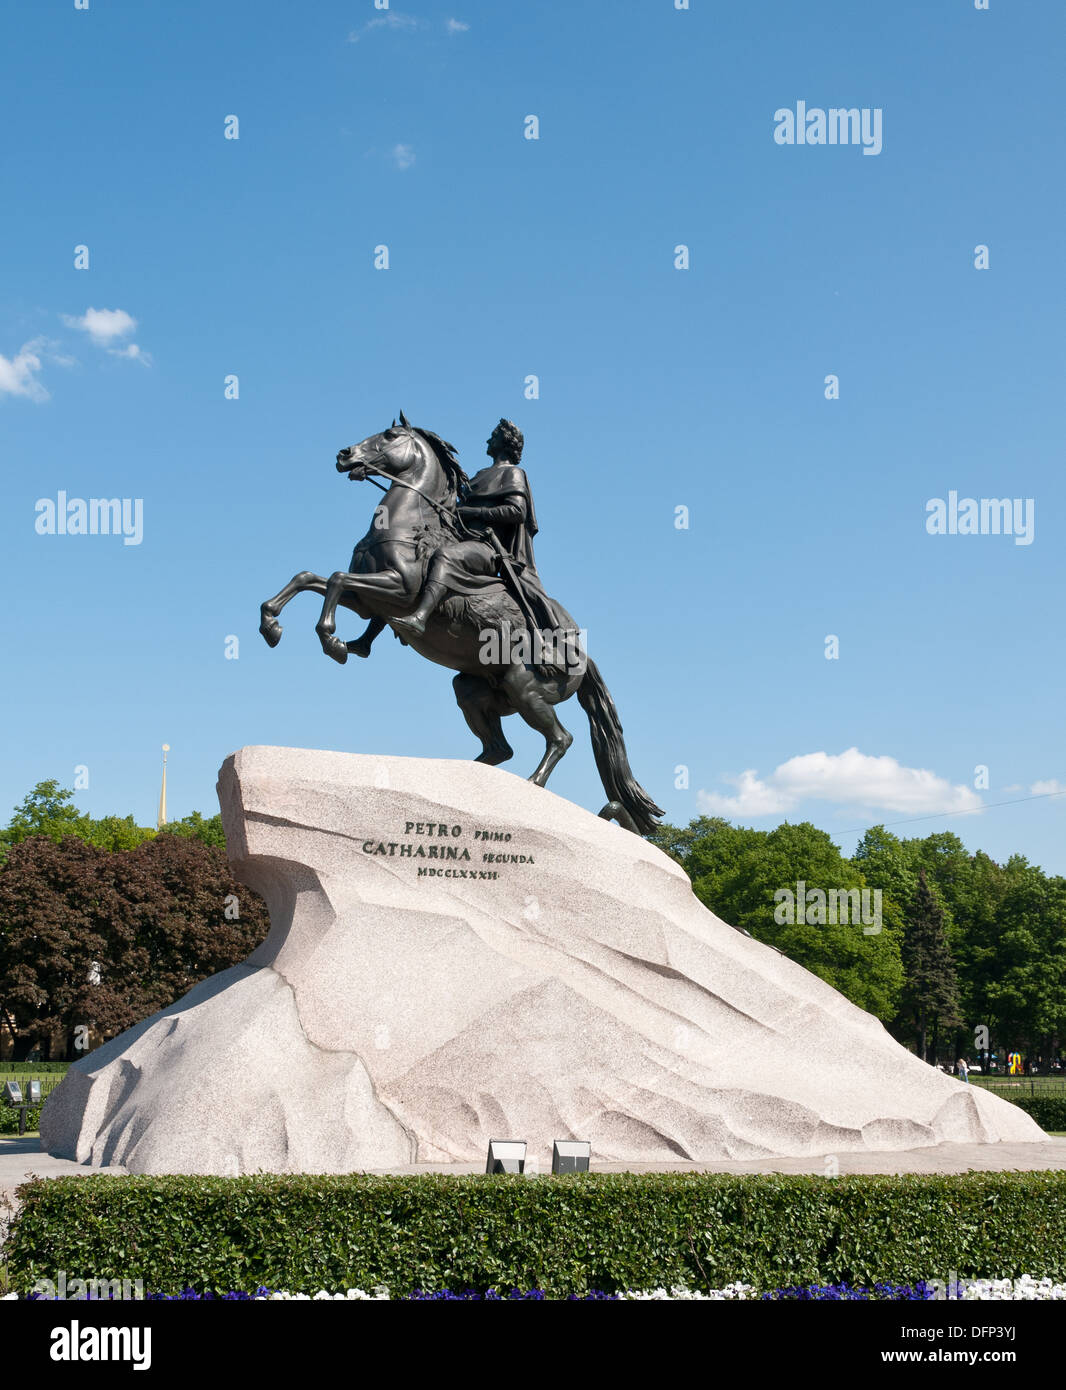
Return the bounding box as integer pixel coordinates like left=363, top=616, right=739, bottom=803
left=0, top=338, right=50, bottom=402
left=699, top=768, right=794, bottom=818
left=1031, top=779, right=1066, bottom=797
left=62, top=307, right=150, bottom=364
left=392, top=143, right=416, bottom=170
left=348, top=13, right=419, bottom=41
left=108, top=342, right=151, bottom=364
left=63, top=307, right=137, bottom=345
left=348, top=14, right=467, bottom=42
left=698, top=748, right=984, bottom=820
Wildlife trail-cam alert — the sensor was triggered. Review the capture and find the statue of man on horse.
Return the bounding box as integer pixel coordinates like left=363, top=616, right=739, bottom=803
left=391, top=417, right=550, bottom=636
left=258, top=413, right=662, bottom=834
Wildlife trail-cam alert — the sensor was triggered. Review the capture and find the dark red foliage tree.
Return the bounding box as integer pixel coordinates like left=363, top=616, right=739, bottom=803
left=0, top=834, right=268, bottom=1059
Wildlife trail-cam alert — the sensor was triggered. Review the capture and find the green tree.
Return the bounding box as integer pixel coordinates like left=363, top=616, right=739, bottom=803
left=652, top=817, right=903, bottom=1018
left=0, top=781, right=155, bottom=861
left=943, top=849, right=1006, bottom=1061
left=980, top=856, right=1066, bottom=1057
left=82, top=815, right=156, bottom=852
left=852, top=825, right=916, bottom=917
left=1, top=780, right=85, bottom=847
left=157, top=810, right=226, bottom=849
left=901, top=870, right=961, bottom=1061
left=904, top=831, right=973, bottom=931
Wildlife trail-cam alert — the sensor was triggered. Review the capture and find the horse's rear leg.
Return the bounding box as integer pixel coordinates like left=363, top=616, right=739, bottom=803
left=347, top=616, right=386, bottom=659
left=500, top=665, right=573, bottom=787
left=453, top=673, right=514, bottom=765
left=260, top=572, right=327, bottom=647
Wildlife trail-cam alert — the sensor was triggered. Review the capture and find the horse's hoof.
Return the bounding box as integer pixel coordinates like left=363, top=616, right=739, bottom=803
left=475, top=743, right=513, bottom=767
left=346, top=637, right=372, bottom=659
left=260, top=616, right=282, bottom=648
left=319, top=634, right=349, bottom=665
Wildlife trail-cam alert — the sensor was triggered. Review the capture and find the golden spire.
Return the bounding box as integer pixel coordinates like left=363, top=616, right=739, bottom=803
left=157, top=744, right=169, bottom=829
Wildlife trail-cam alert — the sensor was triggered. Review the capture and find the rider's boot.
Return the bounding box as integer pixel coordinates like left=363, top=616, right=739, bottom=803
left=392, top=581, right=447, bottom=637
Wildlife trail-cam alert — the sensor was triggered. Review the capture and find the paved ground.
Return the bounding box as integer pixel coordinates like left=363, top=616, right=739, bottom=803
left=363, top=1140, right=1066, bottom=1176
left=0, top=1136, right=126, bottom=1210
left=3, top=1135, right=1065, bottom=1195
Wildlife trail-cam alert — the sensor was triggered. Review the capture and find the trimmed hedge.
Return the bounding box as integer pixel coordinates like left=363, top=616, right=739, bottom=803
left=5, top=1171, right=1066, bottom=1297
left=0, top=1063, right=71, bottom=1075
left=1009, top=1096, right=1066, bottom=1132
left=0, top=1104, right=42, bottom=1134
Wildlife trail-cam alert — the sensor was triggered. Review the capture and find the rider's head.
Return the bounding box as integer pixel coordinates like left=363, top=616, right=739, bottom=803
left=487, top=419, right=523, bottom=464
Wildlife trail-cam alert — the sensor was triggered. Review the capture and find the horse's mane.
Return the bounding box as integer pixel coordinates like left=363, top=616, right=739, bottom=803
left=412, top=426, right=470, bottom=499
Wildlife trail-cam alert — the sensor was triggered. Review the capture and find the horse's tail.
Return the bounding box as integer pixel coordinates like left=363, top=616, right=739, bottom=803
left=577, top=658, right=664, bottom=837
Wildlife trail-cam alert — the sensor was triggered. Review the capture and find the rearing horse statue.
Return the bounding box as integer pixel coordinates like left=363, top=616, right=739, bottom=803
left=259, top=415, right=663, bottom=835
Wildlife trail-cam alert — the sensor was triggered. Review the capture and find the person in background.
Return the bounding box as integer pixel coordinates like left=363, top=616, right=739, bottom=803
left=957, top=1057, right=969, bottom=1083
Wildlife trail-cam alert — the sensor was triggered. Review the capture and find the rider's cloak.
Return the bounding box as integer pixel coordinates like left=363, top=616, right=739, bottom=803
left=433, top=463, right=576, bottom=651
left=461, top=463, right=539, bottom=573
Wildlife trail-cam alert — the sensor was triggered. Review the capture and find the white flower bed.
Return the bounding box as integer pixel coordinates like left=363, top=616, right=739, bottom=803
left=7, top=1276, right=1066, bottom=1300
left=264, top=1277, right=1066, bottom=1301
left=945, top=1277, right=1066, bottom=1301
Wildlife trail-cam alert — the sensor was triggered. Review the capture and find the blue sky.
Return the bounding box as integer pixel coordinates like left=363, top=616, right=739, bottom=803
left=2, top=0, right=1064, bottom=873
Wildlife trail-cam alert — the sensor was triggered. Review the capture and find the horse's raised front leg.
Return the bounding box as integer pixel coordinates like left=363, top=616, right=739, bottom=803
left=260, top=571, right=327, bottom=647
left=316, top=569, right=409, bottom=665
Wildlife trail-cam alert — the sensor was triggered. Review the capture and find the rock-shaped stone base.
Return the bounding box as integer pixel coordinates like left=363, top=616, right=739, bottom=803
left=41, top=747, right=1044, bottom=1173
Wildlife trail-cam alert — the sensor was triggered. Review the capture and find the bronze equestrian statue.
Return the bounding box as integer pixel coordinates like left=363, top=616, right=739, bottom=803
left=259, top=414, right=662, bottom=835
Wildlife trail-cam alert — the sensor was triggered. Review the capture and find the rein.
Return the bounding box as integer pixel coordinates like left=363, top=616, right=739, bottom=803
left=359, top=468, right=473, bottom=541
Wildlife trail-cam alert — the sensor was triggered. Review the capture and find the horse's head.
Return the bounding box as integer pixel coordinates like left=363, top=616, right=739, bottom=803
left=336, top=410, right=418, bottom=481
left=336, top=411, right=469, bottom=498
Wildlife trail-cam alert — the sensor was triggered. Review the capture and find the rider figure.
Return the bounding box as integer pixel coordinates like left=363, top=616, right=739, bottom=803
left=392, top=418, right=546, bottom=637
